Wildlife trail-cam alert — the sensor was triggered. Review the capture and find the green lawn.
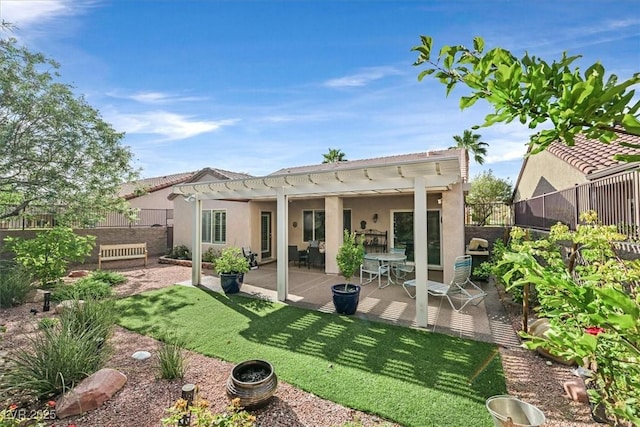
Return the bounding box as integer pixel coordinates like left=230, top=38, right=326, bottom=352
left=116, top=285, right=506, bottom=426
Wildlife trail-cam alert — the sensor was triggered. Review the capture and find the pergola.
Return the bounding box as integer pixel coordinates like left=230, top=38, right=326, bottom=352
left=172, top=154, right=463, bottom=327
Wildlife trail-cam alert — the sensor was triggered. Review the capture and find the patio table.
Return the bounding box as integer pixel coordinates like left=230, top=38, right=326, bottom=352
left=369, top=252, right=407, bottom=287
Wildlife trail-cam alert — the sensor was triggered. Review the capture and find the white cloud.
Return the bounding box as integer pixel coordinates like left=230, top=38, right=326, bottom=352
left=108, top=90, right=208, bottom=104
left=106, top=110, right=239, bottom=140
left=324, top=66, right=403, bottom=88
left=0, top=0, right=95, bottom=29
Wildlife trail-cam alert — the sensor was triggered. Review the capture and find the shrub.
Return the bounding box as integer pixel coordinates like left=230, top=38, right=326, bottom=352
left=52, top=277, right=112, bottom=302
left=167, top=245, right=191, bottom=260
left=162, top=397, right=256, bottom=427
left=0, top=261, right=33, bottom=308
left=89, top=270, right=127, bottom=286
left=1, top=299, right=116, bottom=400
left=3, top=227, right=95, bottom=287
left=37, top=318, right=59, bottom=330
left=502, top=212, right=640, bottom=425
left=202, top=247, right=220, bottom=263
left=156, top=333, right=189, bottom=380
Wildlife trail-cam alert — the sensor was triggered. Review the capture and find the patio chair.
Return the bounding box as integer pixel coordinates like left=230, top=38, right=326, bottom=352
left=307, top=246, right=324, bottom=269
left=359, top=254, right=389, bottom=287
left=403, top=255, right=486, bottom=311
left=288, top=245, right=307, bottom=267
left=243, top=247, right=259, bottom=269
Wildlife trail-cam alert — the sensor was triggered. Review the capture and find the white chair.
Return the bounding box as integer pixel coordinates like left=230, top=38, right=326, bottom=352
left=403, top=255, right=486, bottom=311
left=360, top=255, right=389, bottom=287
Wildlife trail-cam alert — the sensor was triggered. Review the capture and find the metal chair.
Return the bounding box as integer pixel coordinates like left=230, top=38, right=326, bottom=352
left=403, top=255, right=486, bottom=311
left=359, top=254, right=389, bottom=287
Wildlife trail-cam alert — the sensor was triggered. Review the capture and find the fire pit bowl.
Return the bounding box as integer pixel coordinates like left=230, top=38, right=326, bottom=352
left=226, top=359, right=277, bottom=409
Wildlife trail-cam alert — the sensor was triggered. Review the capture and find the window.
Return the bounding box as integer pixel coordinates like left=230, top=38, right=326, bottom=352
left=202, top=210, right=226, bottom=244
left=303, top=209, right=351, bottom=241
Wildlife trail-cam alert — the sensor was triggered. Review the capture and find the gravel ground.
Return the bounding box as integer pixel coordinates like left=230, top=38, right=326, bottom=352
left=0, top=260, right=596, bottom=426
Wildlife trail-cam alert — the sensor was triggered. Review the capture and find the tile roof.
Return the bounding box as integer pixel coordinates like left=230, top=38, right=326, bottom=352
left=546, top=132, right=640, bottom=176
left=119, top=171, right=197, bottom=199
left=120, top=168, right=256, bottom=200
left=268, top=149, right=461, bottom=176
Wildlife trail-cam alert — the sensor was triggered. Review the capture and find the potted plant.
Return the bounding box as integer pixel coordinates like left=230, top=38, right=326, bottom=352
left=214, top=246, right=250, bottom=294
left=331, top=230, right=365, bottom=315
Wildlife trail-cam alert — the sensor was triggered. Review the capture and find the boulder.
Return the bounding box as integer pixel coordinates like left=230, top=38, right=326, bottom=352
left=26, top=289, right=50, bottom=303
left=68, top=270, right=90, bottom=278
left=563, top=378, right=589, bottom=403
left=55, top=300, right=85, bottom=314
left=56, top=368, right=127, bottom=419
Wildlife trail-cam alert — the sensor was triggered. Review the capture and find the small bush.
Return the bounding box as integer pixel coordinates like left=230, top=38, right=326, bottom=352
left=37, top=317, right=59, bottom=330
left=166, top=245, right=191, bottom=260
left=0, top=261, right=33, bottom=308
left=1, top=299, right=115, bottom=400
left=52, top=277, right=112, bottom=302
left=156, top=333, right=189, bottom=380
left=89, top=270, right=127, bottom=286
left=202, top=247, right=220, bottom=263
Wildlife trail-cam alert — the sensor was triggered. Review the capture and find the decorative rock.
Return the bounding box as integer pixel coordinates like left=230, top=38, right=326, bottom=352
left=56, top=368, right=127, bottom=419
left=26, top=289, right=49, bottom=303
left=564, top=378, right=589, bottom=403
left=68, top=270, right=90, bottom=278
left=132, top=350, right=151, bottom=360
left=55, top=300, right=85, bottom=314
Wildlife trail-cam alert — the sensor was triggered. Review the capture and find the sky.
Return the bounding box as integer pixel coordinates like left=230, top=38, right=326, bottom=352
left=1, top=0, right=639, bottom=184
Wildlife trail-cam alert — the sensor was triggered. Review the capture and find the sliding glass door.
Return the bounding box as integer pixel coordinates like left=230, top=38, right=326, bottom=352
left=392, top=210, right=441, bottom=267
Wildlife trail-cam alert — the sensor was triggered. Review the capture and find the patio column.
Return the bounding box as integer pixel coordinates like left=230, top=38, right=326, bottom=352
left=324, top=196, right=342, bottom=275
left=276, top=187, right=288, bottom=301
left=441, top=182, right=465, bottom=285
left=191, top=196, right=202, bottom=286
left=414, top=176, right=429, bottom=328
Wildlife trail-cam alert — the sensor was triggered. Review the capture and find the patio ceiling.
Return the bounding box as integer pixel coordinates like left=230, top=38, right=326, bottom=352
left=172, top=156, right=461, bottom=200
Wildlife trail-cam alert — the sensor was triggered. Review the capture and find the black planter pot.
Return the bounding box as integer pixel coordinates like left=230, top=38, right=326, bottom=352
left=226, top=359, right=278, bottom=409
left=331, top=284, right=361, bottom=315
left=220, top=273, right=244, bottom=294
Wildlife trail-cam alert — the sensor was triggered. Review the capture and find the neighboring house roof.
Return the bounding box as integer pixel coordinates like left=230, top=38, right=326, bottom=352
left=188, top=167, right=254, bottom=182
left=119, top=171, right=197, bottom=200
left=269, top=149, right=463, bottom=176
left=546, top=132, right=640, bottom=178
left=121, top=168, right=254, bottom=201
left=167, top=167, right=255, bottom=200
left=513, top=132, right=640, bottom=197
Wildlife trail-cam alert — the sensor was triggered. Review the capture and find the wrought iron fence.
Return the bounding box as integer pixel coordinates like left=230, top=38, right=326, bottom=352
left=464, top=202, right=513, bottom=226
left=513, top=170, right=640, bottom=241
left=0, top=206, right=173, bottom=230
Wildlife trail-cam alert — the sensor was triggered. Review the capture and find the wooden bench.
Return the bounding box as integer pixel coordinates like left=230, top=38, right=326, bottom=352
left=98, top=243, right=148, bottom=269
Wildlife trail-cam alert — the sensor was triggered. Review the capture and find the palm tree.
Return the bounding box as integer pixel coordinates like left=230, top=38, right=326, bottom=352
left=450, top=130, right=488, bottom=182
left=322, top=148, right=346, bottom=163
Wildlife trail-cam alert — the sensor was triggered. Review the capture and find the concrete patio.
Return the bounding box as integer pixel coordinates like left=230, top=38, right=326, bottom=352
left=181, top=262, right=522, bottom=349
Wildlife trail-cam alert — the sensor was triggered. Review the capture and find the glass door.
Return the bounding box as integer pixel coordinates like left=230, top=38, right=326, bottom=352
left=392, top=210, right=441, bottom=267
left=261, top=212, right=271, bottom=258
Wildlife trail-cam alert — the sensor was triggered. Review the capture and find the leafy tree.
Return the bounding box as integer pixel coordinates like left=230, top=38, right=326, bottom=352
left=450, top=129, right=488, bottom=181
left=412, top=36, right=640, bottom=161
left=322, top=148, right=346, bottom=163
left=4, top=226, right=95, bottom=287
left=0, top=38, right=137, bottom=224
left=466, top=170, right=512, bottom=226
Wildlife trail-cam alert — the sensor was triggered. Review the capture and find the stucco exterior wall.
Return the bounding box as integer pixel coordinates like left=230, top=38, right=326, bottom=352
left=515, top=151, right=586, bottom=201
left=126, top=188, right=174, bottom=210
left=172, top=197, right=252, bottom=253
